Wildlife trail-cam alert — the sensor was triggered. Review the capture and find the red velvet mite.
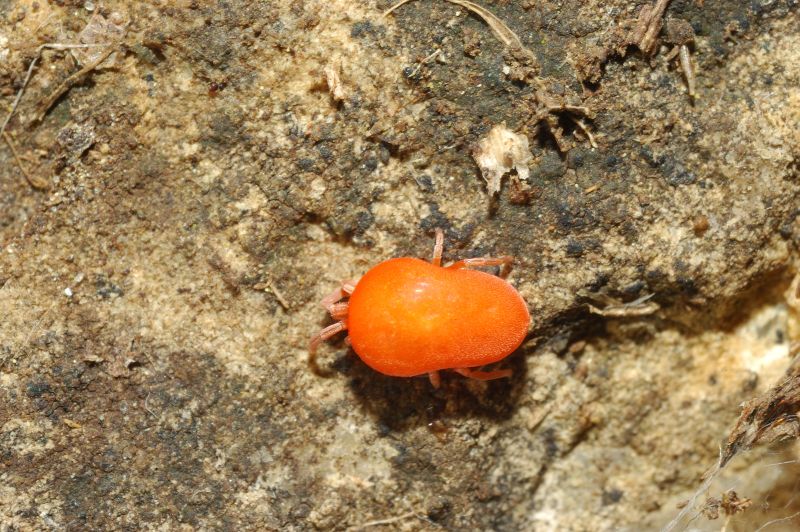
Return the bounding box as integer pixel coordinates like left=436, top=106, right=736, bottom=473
left=309, top=230, right=531, bottom=387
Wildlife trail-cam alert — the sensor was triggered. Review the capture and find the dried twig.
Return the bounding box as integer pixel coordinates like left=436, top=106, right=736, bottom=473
left=574, top=118, right=597, bottom=148
left=267, top=280, right=290, bottom=310
left=385, top=0, right=528, bottom=52
left=678, top=45, right=696, bottom=98
left=3, top=131, right=49, bottom=189
left=753, top=511, right=800, bottom=532
left=633, top=0, right=673, bottom=55
left=588, top=293, right=660, bottom=317
left=34, top=44, right=116, bottom=123
left=0, top=43, right=109, bottom=139
left=407, top=49, right=441, bottom=78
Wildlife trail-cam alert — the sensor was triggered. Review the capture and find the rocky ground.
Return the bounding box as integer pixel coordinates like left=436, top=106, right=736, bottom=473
left=1, top=0, right=799, bottom=530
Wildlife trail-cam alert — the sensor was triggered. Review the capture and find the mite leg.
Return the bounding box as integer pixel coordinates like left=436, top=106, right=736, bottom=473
left=453, top=367, right=512, bottom=381
left=319, top=279, right=358, bottom=313
left=329, top=302, right=349, bottom=321
left=341, top=279, right=357, bottom=294
left=428, top=370, right=441, bottom=388
left=446, top=256, right=514, bottom=277
left=431, top=228, right=444, bottom=267
left=309, top=321, right=348, bottom=374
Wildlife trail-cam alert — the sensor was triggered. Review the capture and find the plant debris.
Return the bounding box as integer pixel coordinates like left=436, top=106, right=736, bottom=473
left=576, top=0, right=676, bottom=85
left=472, top=124, right=532, bottom=196
left=385, top=0, right=530, bottom=54
left=631, top=0, right=673, bottom=56
left=721, top=352, right=800, bottom=467
left=699, top=489, right=752, bottom=520
left=35, top=45, right=117, bottom=123
left=586, top=293, right=660, bottom=318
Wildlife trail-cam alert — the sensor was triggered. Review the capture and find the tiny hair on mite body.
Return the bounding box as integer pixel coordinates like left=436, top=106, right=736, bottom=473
left=309, top=229, right=531, bottom=388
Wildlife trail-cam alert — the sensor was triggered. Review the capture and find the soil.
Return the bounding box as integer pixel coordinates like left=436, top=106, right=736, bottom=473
left=1, top=0, right=799, bottom=530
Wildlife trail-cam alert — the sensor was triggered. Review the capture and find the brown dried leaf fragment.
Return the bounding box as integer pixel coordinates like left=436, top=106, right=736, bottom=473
left=472, top=124, right=532, bottom=196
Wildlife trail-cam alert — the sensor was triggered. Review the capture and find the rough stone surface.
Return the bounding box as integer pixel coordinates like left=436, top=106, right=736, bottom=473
left=1, top=0, right=799, bottom=530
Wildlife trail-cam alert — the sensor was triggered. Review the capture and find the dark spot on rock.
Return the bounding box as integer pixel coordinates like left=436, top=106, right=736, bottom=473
left=95, top=275, right=124, bottom=299
left=677, top=276, right=697, bottom=295
left=203, top=111, right=240, bottom=148
left=363, top=156, right=378, bottom=172
left=566, top=150, right=585, bottom=169
left=421, top=203, right=452, bottom=234
left=427, top=497, right=452, bottom=521
left=350, top=20, right=376, bottom=38
left=403, top=66, right=420, bottom=82
left=355, top=210, right=374, bottom=235
left=622, top=280, right=645, bottom=297
left=416, top=174, right=434, bottom=192
left=535, top=151, right=566, bottom=180
left=601, top=488, right=624, bottom=505
left=554, top=200, right=586, bottom=232
left=646, top=269, right=666, bottom=285
left=542, top=427, right=559, bottom=458
left=298, top=158, right=315, bottom=171
left=26, top=380, right=52, bottom=398
left=566, top=240, right=584, bottom=257
left=666, top=162, right=697, bottom=186
left=640, top=146, right=666, bottom=168
left=587, top=271, right=610, bottom=292
left=379, top=143, right=392, bottom=164
left=290, top=503, right=311, bottom=519
left=316, top=144, right=333, bottom=162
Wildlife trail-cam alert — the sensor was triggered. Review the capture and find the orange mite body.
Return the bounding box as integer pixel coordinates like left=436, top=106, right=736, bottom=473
left=348, top=258, right=529, bottom=376
left=310, top=230, right=531, bottom=386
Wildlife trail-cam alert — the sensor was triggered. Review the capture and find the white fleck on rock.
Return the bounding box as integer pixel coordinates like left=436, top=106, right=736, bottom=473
left=472, top=124, right=532, bottom=195
left=324, top=59, right=346, bottom=102
left=71, top=12, right=127, bottom=68
left=0, top=34, right=8, bottom=63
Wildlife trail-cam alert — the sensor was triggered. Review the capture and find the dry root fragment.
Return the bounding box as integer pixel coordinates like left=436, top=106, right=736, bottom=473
left=35, top=46, right=117, bottom=123
left=472, top=124, right=532, bottom=196
left=587, top=293, right=660, bottom=318
left=3, top=131, right=49, bottom=189
left=385, top=0, right=534, bottom=58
